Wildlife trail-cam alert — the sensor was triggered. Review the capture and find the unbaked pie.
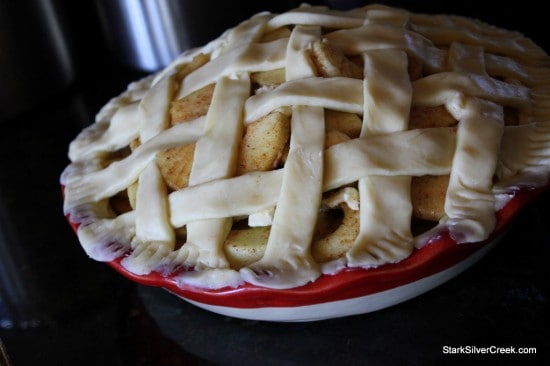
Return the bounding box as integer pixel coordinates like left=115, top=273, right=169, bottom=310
left=62, top=4, right=550, bottom=291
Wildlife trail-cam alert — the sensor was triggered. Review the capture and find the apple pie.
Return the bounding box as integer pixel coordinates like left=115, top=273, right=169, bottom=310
left=61, top=4, right=550, bottom=290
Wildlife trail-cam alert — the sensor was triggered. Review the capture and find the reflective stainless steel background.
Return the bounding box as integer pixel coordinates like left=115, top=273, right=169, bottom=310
left=0, top=0, right=74, bottom=121
left=96, top=0, right=192, bottom=71
left=95, top=0, right=304, bottom=71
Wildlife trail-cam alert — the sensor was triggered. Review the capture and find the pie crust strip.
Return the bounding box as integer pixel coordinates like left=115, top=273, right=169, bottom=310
left=118, top=74, right=181, bottom=274
left=63, top=117, right=205, bottom=211
left=266, top=5, right=364, bottom=31
left=173, top=75, right=251, bottom=273
left=442, top=96, right=504, bottom=243
left=240, top=25, right=324, bottom=289
left=179, top=38, right=288, bottom=99
left=68, top=102, right=140, bottom=162
left=245, top=76, right=363, bottom=122
left=121, top=162, right=174, bottom=275
left=439, top=40, right=505, bottom=243
left=347, top=48, right=414, bottom=267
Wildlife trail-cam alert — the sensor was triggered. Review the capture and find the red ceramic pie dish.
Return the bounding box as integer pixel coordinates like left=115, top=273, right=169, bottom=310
left=61, top=4, right=550, bottom=322
left=64, top=184, right=548, bottom=321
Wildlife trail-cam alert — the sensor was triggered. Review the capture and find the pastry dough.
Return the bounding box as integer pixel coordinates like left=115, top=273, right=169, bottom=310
left=62, top=4, right=550, bottom=290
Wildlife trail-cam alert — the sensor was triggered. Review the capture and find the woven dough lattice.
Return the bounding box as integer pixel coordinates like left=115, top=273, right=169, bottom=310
left=62, top=4, right=550, bottom=289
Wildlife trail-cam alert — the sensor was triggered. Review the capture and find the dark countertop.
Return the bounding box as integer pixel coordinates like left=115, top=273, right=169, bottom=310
left=1, top=1, right=549, bottom=365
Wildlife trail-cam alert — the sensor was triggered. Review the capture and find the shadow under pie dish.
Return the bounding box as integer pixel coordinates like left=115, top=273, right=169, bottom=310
left=61, top=4, right=550, bottom=321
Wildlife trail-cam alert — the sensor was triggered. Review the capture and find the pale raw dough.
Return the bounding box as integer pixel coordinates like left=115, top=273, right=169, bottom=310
left=62, top=4, right=550, bottom=290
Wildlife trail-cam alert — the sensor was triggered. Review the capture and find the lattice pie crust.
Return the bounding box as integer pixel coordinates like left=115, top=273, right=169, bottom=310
left=62, top=4, right=550, bottom=290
